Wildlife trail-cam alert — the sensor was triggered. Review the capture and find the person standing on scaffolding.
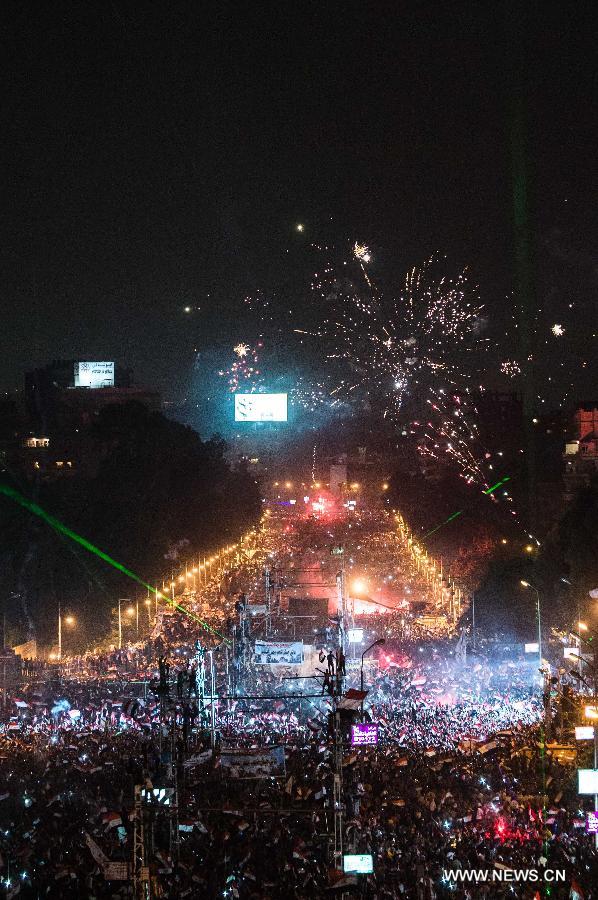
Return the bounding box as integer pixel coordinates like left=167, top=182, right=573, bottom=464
left=326, top=649, right=335, bottom=675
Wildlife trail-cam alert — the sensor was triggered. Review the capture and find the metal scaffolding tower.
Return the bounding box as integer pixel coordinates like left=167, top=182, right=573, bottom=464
left=330, top=544, right=346, bottom=875
left=132, top=784, right=150, bottom=899
left=265, top=565, right=272, bottom=635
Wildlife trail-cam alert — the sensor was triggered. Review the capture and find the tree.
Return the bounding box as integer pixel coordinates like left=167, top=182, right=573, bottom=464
left=0, top=403, right=262, bottom=646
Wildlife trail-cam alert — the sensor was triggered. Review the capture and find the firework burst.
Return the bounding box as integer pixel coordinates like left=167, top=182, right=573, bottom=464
left=500, top=359, right=521, bottom=378
left=219, top=342, right=263, bottom=393
left=353, top=242, right=371, bottom=263
left=320, top=252, right=487, bottom=419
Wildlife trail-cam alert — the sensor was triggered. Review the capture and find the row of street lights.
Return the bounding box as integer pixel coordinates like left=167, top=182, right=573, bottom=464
left=50, top=526, right=263, bottom=661
left=54, top=596, right=157, bottom=659
left=395, top=514, right=462, bottom=620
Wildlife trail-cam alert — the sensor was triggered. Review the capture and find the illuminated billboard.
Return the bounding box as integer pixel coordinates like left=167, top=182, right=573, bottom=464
left=343, top=854, right=373, bottom=874
left=587, top=811, right=598, bottom=834
left=234, top=393, right=287, bottom=422
left=575, top=726, right=594, bottom=741
left=351, top=723, right=378, bottom=746
left=74, top=361, right=114, bottom=388
left=578, top=769, right=598, bottom=794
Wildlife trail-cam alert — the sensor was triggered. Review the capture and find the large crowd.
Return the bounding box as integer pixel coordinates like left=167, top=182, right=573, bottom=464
left=0, top=645, right=595, bottom=899
left=0, top=514, right=595, bottom=899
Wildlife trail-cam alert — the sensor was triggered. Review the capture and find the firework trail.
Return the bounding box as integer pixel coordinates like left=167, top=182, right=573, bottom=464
left=414, top=388, right=490, bottom=488
left=289, top=375, right=348, bottom=415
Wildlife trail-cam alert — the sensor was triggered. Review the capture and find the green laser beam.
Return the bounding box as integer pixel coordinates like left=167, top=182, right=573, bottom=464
left=1, top=460, right=115, bottom=600
left=0, top=483, right=227, bottom=642
left=483, top=475, right=511, bottom=495
left=422, top=476, right=512, bottom=539
left=423, top=510, right=463, bottom=538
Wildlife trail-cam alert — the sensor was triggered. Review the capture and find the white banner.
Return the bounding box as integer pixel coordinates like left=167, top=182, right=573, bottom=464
left=103, top=862, right=129, bottom=881
left=85, top=833, right=109, bottom=869
left=85, top=833, right=128, bottom=880
left=254, top=641, right=303, bottom=666
left=220, top=746, right=285, bottom=778
left=183, top=749, right=213, bottom=769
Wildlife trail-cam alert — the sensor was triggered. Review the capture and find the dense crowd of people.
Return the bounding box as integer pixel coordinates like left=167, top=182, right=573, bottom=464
left=0, top=513, right=595, bottom=898
left=0, top=646, right=595, bottom=899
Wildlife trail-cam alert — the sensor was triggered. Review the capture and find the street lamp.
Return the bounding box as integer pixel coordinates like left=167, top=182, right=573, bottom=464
left=352, top=579, right=367, bottom=596
left=125, top=604, right=138, bottom=638
left=520, top=580, right=542, bottom=673
left=57, top=605, right=75, bottom=661
left=117, top=599, right=131, bottom=650
left=128, top=602, right=139, bottom=636
left=361, top=638, right=385, bottom=717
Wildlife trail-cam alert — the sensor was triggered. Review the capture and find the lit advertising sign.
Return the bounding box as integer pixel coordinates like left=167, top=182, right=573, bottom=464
left=234, top=393, right=287, bottom=422
left=247, top=605, right=267, bottom=616
left=564, top=647, right=580, bottom=660
left=74, top=361, right=114, bottom=388
left=351, top=723, right=379, bottom=746
left=343, top=854, right=373, bottom=874
left=348, top=628, right=364, bottom=643
left=586, top=811, right=598, bottom=834
left=524, top=642, right=539, bottom=654
left=578, top=769, right=598, bottom=794
left=575, top=726, right=595, bottom=741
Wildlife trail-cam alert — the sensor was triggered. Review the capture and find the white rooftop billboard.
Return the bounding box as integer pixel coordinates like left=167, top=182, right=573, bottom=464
left=74, top=361, right=114, bottom=388
left=234, top=393, right=287, bottom=422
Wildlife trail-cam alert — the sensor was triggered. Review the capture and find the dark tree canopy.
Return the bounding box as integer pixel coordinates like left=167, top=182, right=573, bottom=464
left=0, top=403, right=261, bottom=647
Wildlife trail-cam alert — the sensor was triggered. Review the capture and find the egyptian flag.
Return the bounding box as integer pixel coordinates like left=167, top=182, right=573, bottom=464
left=327, top=868, right=358, bottom=890
left=102, top=811, right=122, bottom=829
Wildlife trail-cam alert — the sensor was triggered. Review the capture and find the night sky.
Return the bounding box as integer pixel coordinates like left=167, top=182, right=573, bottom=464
left=3, top=2, right=598, bottom=405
